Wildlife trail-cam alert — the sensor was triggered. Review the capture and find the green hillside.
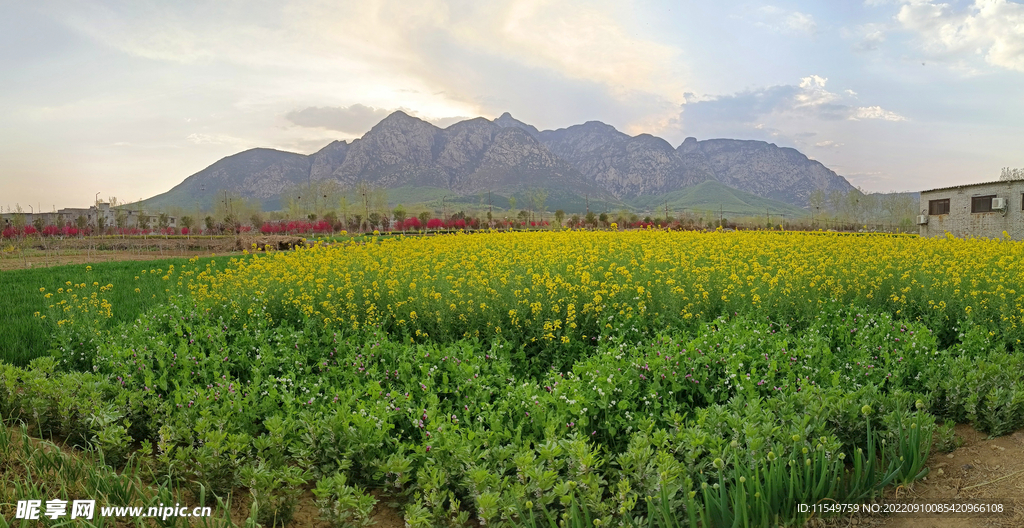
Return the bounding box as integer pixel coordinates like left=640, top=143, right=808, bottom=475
left=627, top=181, right=808, bottom=218
left=142, top=176, right=807, bottom=221
left=386, top=187, right=622, bottom=216
left=387, top=182, right=802, bottom=219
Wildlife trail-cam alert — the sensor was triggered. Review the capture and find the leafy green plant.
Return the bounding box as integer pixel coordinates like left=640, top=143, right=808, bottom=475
left=240, top=461, right=310, bottom=527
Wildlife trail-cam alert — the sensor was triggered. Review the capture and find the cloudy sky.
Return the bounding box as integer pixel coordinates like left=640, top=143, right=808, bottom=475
left=2, top=0, right=1023, bottom=210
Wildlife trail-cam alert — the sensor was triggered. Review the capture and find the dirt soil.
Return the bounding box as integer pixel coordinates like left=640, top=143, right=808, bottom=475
left=853, top=425, right=1024, bottom=528
left=0, top=235, right=307, bottom=271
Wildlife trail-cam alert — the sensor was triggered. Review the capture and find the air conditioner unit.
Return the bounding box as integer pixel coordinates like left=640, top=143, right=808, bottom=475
left=992, top=197, right=1007, bottom=210
left=917, top=215, right=929, bottom=225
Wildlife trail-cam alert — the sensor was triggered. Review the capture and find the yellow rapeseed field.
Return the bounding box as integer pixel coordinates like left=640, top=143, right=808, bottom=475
left=182, top=230, right=1024, bottom=346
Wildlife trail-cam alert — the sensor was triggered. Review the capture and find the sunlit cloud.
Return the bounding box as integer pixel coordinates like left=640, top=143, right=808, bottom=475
left=896, top=0, right=1024, bottom=72
left=851, top=106, right=906, bottom=121
left=681, top=74, right=906, bottom=132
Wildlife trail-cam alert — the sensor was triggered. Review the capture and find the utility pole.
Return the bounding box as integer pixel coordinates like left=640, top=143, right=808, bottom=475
left=719, top=205, right=723, bottom=228
left=586, top=194, right=590, bottom=214
left=362, top=191, right=369, bottom=231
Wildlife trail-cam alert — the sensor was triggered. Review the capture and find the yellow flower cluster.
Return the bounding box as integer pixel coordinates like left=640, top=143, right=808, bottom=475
left=45, top=280, right=115, bottom=326
left=182, top=231, right=1024, bottom=343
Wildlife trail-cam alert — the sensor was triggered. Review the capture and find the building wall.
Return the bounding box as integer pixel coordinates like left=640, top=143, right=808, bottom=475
left=919, top=180, right=1024, bottom=239
left=3, top=205, right=177, bottom=230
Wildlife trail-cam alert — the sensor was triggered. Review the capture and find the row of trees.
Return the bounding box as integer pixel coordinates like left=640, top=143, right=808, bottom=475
left=0, top=221, right=228, bottom=239
left=6, top=181, right=932, bottom=241
left=1000, top=167, right=1024, bottom=181
left=193, top=183, right=924, bottom=234
left=807, top=188, right=917, bottom=229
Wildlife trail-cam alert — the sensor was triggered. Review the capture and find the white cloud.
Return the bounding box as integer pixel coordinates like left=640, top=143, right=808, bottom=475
left=185, top=133, right=250, bottom=147
left=46, top=0, right=688, bottom=126
left=680, top=74, right=906, bottom=144
left=428, top=116, right=474, bottom=128
left=794, top=76, right=905, bottom=121
left=896, top=0, right=1024, bottom=72
left=795, top=75, right=840, bottom=107
left=851, top=106, right=906, bottom=121
left=753, top=5, right=817, bottom=35
left=840, top=21, right=892, bottom=52
left=785, top=12, right=817, bottom=34
left=483, top=0, right=687, bottom=99
left=858, top=29, right=887, bottom=51
left=285, top=104, right=391, bottom=134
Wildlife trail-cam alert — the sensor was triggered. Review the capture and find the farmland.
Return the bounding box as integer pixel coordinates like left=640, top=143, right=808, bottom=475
left=3, top=230, right=1024, bottom=527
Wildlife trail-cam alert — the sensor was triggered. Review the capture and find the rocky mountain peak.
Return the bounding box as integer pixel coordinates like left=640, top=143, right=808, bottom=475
left=493, top=112, right=540, bottom=138
left=373, top=110, right=436, bottom=132
left=578, top=121, right=619, bottom=133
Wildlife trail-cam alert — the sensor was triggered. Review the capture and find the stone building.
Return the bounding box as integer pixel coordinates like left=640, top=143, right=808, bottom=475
left=2, top=203, right=175, bottom=230
left=918, top=180, right=1024, bottom=239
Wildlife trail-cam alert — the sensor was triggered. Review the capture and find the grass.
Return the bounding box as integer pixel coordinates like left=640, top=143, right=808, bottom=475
left=626, top=181, right=809, bottom=218
left=0, top=255, right=247, bottom=366
left=0, top=425, right=242, bottom=527
left=352, top=186, right=624, bottom=218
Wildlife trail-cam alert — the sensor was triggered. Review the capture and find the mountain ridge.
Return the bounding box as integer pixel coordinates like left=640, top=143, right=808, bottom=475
left=142, top=111, right=856, bottom=213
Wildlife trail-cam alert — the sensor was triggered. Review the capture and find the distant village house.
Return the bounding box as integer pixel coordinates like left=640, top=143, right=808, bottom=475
left=918, top=180, right=1024, bottom=239
left=1, top=202, right=175, bottom=230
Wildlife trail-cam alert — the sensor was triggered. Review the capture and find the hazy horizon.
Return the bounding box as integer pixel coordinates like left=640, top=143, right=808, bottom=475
left=3, top=0, right=1023, bottom=210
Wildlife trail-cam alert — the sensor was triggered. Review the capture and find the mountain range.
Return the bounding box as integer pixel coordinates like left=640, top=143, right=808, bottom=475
left=143, top=111, right=856, bottom=215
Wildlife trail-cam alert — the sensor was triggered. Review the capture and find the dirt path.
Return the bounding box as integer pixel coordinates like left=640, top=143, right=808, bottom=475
left=0, top=235, right=306, bottom=270
left=0, top=249, right=246, bottom=270
left=865, top=426, right=1024, bottom=528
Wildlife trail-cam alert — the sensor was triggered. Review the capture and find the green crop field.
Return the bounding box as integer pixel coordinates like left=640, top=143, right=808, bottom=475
left=2, top=230, right=1023, bottom=527
left=0, top=256, right=248, bottom=366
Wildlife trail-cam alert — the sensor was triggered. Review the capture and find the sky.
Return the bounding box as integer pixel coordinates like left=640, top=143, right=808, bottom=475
left=2, top=0, right=1023, bottom=210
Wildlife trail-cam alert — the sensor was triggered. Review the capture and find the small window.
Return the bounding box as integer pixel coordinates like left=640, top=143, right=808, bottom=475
left=972, top=195, right=996, bottom=213
left=928, top=199, right=950, bottom=215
